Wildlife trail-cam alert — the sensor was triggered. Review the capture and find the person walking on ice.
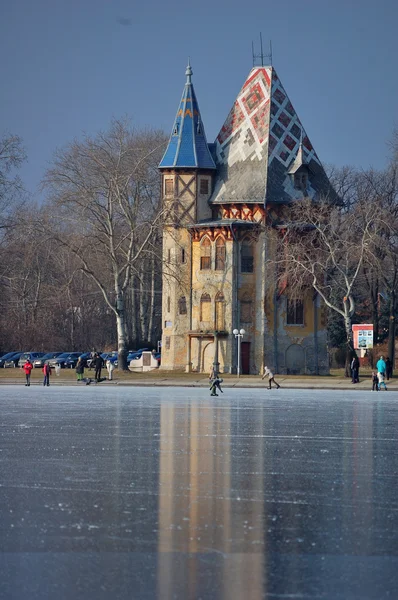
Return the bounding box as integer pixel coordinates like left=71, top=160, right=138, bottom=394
left=106, top=359, right=115, bottom=380
left=376, top=356, right=388, bottom=391
left=371, top=371, right=379, bottom=391
left=22, top=359, right=33, bottom=386
left=75, top=357, right=84, bottom=382
left=262, top=366, right=281, bottom=389
left=42, top=362, right=52, bottom=386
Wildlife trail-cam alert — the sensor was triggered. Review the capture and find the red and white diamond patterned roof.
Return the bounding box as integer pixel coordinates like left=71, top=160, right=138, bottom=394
left=211, top=67, right=329, bottom=204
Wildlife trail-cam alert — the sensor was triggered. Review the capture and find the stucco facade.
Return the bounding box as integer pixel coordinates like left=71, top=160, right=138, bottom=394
left=159, top=64, right=334, bottom=375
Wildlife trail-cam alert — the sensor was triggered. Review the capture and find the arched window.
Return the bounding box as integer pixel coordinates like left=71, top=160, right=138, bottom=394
left=240, top=294, right=253, bottom=323
left=178, top=296, right=187, bottom=315
left=200, top=293, right=211, bottom=322
left=200, top=237, right=211, bottom=270
left=215, top=237, right=226, bottom=271
left=241, top=240, right=254, bottom=273
left=215, top=292, right=225, bottom=330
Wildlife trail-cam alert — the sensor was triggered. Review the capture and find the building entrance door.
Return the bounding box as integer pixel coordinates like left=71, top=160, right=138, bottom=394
left=241, top=342, right=250, bottom=374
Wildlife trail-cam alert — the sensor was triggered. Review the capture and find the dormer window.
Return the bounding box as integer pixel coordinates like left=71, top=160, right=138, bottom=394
left=293, top=171, right=308, bottom=192
left=173, top=123, right=179, bottom=135
left=197, top=119, right=202, bottom=134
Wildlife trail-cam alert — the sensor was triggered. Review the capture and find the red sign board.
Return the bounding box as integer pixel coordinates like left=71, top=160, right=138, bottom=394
left=352, top=324, right=374, bottom=350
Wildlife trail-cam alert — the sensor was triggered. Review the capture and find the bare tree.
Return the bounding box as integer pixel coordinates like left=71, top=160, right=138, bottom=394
left=42, top=119, right=167, bottom=369
left=363, top=160, right=398, bottom=372
left=272, top=195, right=380, bottom=375
left=0, top=133, right=26, bottom=234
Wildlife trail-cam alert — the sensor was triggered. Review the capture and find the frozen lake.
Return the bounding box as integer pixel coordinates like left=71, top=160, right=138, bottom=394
left=0, top=385, right=397, bottom=599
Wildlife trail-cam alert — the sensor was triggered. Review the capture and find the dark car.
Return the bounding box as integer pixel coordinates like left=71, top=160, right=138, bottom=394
left=104, top=351, right=118, bottom=365
left=0, top=352, right=21, bottom=368
left=127, top=348, right=149, bottom=362
left=48, top=352, right=82, bottom=369
left=18, top=352, right=46, bottom=368
left=64, top=352, right=90, bottom=369
left=33, top=352, right=63, bottom=368
left=4, top=352, right=24, bottom=368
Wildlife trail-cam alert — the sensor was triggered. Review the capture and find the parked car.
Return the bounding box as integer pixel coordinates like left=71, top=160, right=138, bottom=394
left=4, top=352, right=24, bottom=368
left=48, top=352, right=82, bottom=369
left=0, top=352, right=21, bottom=368
left=18, top=352, right=46, bottom=368
left=84, top=352, right=106, bottom=369
left=104, top=351, right=118, bottom=365
left=87, top=351, right=119, bottom=368
left=33, top=352, right=63, bottom=368
left=64, top=352, right=90, bottom=369
left=127, top=348, right=149, bottom=362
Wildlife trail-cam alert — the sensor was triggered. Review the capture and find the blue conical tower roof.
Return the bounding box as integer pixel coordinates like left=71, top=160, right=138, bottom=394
left=159, top=62, right=216, bottom=169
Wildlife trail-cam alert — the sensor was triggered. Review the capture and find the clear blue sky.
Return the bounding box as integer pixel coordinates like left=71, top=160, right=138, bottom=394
left=1, top=0, right=397, bottom=199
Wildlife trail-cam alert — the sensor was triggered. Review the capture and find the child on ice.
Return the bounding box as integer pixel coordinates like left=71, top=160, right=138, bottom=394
left=371, top=371, right=379, bottom=391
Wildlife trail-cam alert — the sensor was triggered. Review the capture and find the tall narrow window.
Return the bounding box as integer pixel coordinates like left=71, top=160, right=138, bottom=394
left=165, top=179, right=174, bottom=196
left=241, top=240, right=254, bottom=273
left=165, top=336, right=171, bottom=350
left=215, top=292, right=225, bottom=330
left=200, top=293, right=211, bottom=322
left=181, top=248, right=186, bottom=264
left=287, top=299, right=304, bottom=325
left=240, top=294, right=253, bottom=323
left=200, top=237, right=211, bottom=270
left=167, top=249, right=171, bottom=264
left=215, top=237, right=226, bottom=271
left=200, top=179, right=209, bottom=195
left=178, top=296, right=187, bottom=315
left=167, top=296, right=171, bottom=313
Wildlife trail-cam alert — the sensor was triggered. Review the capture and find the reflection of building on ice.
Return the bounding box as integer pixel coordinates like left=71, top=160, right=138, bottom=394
left=157, top=401, right=267, bottom=598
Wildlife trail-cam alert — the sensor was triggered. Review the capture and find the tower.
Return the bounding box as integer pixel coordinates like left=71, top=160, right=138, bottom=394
left=159, top=62, right=216, bottom=370
left=160, top=64, right=335, bottom=375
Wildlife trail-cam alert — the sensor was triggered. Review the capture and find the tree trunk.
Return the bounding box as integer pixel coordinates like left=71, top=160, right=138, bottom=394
left=139, top=265, right=146, bottom=342
left=388, top=289, right=396, bottom=378
left=147, top=254, right=155, bottom=343
left=344, top=305, right=354, bottom=378
left=130, top=276, right=137, bottom=346
left=370, top=280, right=379, bottom=344
left=116, top=295, right=128, bottom=370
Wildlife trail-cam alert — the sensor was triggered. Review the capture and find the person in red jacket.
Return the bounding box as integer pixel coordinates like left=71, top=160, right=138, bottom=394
left=23, top=359, right=33, bottom=386
left=42, top=362, right=52, bottom=387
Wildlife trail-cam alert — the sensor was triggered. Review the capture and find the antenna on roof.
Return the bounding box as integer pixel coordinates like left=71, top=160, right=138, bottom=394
left=252, top=33, right=272, bottom=67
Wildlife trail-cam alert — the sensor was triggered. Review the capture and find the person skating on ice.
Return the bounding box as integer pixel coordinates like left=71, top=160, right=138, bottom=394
left=210, top=376, right=223, bottom=396
left=262, top=366, right=280, bottom=389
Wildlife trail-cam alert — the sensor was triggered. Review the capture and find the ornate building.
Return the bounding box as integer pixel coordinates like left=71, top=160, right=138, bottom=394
left=159, top=61, right=335, bottom=375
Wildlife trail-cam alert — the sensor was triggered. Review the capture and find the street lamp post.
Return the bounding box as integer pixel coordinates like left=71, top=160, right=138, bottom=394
left=212, top=331, right=220, bottom=377
left=233, top=328, right=245, bottom=377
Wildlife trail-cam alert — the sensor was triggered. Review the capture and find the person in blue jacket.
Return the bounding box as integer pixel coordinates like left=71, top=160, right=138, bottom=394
left=376, top=356, right=388, bottom=391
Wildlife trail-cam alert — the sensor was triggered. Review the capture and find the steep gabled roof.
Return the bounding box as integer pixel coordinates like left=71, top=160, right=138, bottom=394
left=210, top=67, right=335, bottom=204
left=159, top=62, right=216, bottom=170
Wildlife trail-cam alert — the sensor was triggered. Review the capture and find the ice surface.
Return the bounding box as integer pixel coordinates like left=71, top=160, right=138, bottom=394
left=0, top=385, right=397, bottom=599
